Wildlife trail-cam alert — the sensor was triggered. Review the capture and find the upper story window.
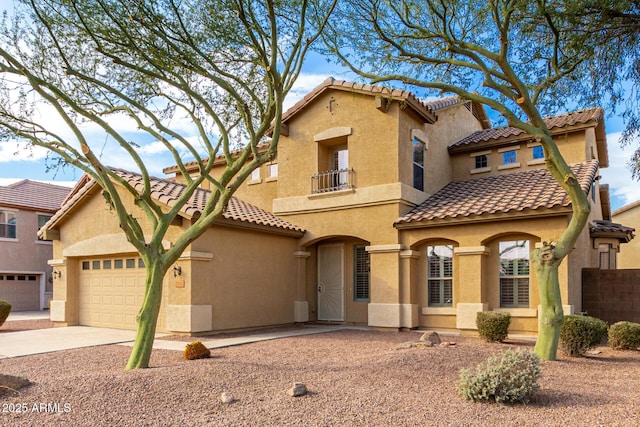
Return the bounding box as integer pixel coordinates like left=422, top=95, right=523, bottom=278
left=412, top=137, right=425, bottom=191
left=499, top=240, right=530, bottom=308
left=250, top=167, right=261, bottom=183
left=268, top=163, right=278, bottom=179
left=311, top=127, right=354, bottom=194
left=532, top=145, right=544, bottom=160
left=0, top=210, right=17, bottom=239
left=502, top=150, right=517, bottom=165
left=37, top=214, right=52, bottom=241
left=475, top=154, right=488, bottom=169
left=427, top=245, right=453, bottom=307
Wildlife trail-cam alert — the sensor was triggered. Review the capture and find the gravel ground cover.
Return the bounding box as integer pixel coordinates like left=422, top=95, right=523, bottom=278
left=1, top=327, right=639, bottom=426
left=0, top=320, right=54, bottom=334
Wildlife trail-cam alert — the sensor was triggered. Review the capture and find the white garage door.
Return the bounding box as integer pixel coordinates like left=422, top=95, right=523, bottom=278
left=0, top=273, right=40, bottom=311
left=78, top=256, right=166, bottom=330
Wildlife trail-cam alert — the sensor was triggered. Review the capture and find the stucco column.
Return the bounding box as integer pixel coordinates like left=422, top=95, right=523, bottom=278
left=399, top=249, right=420, bottom=328
left=166, top=251, right=214, bottom=333
left=293, top=250, right=311, bottom=322
left=454, top=246, right=490, bottom=330
left=366, top=244, right=416, bottom=328
left=49, top=258, right=78, bottom=325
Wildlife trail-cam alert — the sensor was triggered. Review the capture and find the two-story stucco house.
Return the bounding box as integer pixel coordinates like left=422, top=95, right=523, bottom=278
left=0, top=180, right=71, bottom=311
left=42, top=78, right=633, bottom=335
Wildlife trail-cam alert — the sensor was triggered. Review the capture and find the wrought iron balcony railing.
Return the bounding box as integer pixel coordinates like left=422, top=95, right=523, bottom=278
left=310, top=168, right=355, bottom=194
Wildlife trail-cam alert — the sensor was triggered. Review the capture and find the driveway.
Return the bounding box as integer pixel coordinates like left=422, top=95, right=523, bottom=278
left=0, top=326, right=150, bottom=358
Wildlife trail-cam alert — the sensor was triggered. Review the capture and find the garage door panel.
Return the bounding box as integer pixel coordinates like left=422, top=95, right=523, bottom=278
left=79, top=256, right=167, bottom=331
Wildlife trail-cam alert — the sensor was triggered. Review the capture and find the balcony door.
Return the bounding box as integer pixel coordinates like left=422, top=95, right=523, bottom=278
left=317, top=243, right=344, bottom=321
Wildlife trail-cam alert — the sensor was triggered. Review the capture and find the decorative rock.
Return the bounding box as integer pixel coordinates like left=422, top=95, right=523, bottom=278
left=397, top=342, right=414, bottom=349
left=287, top=382, right=308, bottom=397
left=220, top=392, right=234, bottom=404
left=420, top=331, right=442, bottom=345
left=413, top=341, right=434, bottom=348
left=439, top=341, right=457, bottom=347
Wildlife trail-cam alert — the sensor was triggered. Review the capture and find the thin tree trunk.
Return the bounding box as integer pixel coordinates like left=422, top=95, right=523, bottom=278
left=533, top=244, right=564, bottom=360
left=125, top=262, right=165, bottom=370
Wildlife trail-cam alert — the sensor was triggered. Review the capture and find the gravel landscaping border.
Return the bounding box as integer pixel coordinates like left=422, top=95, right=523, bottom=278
left=1, top=328, right=639, bottom=426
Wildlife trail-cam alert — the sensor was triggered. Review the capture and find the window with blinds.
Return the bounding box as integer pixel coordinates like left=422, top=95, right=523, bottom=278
left=427, top=245, right=453, bottom=306
left=353, top=245, right=370, bottom=302
left=499, top=240, right=530, bottom=307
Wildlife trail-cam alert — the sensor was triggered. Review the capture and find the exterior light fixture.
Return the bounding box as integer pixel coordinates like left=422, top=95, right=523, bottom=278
left=173, top=265, right=182, bottom=277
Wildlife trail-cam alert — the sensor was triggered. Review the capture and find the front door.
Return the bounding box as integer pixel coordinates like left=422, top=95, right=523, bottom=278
left=317, top=244, right=344, bottom=321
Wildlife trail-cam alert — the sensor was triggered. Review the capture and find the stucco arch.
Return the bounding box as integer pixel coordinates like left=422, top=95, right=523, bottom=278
left=409, top=237, right=459, bottom=251
left=481, top=231, right=541, bottom=247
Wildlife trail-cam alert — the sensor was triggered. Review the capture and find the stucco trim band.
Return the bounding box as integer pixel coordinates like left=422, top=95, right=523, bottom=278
left=368, top=303, right=418, bottom=328
left=178, top=251, right=213, bottom=261
left=50, top=300, right=67, bottom=322
left=366, top=244, right=408, bottom=254
left=313, top=127, right=352, bottom=142
left=454, top=246, right=490, bottom=256
left=62, top=233, right=172, bottom=257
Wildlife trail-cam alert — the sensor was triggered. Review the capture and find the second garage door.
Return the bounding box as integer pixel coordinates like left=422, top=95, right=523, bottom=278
left=78, top=256, right=166, bottom=330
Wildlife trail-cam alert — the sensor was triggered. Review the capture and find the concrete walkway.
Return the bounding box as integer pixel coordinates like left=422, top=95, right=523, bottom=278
left=0, top=324, right=353, bottom=359
left=5, top=310, right=51, bottom=321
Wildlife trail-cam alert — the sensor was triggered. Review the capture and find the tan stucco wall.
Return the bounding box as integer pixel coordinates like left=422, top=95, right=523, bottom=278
left=451, top=128, right=598, bottom=182
left=189, top=225, right=299, bottom=331
left=425, top=105, right=485, bottom=193
left=613, top=203, right=640, bottom=268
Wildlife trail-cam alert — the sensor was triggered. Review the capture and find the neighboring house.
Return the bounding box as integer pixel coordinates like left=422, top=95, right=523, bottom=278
left=0, top=180, right=71, bottom=311
left=42, top=78, right=634, bottom=335
left=612, top=200, right=640, bottom=268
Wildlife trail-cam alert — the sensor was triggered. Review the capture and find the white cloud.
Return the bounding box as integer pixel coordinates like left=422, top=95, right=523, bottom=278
left=283, top=73, right=332, bottom=110
left=600, top=131, right=640, bottom=208
left=0, top=140, right=50, bottom=162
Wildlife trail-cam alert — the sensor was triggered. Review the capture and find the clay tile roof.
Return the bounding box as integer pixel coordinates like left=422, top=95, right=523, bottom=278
left=590, top=219, right=635, bottom=243
left=424, top=95, right=460, bottom=112
left=281, top=77, right=437, bottom=125
left=395, top=160, right=599, bottom=226
left=0, top=179, right=71, bottom=212
left=450, top=108, right=604, bottom=150
left=109, top=168, right=304, bottom=233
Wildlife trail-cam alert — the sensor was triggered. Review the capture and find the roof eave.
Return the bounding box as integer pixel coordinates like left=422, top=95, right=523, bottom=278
left=394, top=206, right=573, bottom=229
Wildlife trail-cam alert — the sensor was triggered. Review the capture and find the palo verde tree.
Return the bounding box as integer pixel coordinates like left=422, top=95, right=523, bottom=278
left=550, top=0, right=640, bottom=178
left=323, top=0, right=598, bottom=360
left=0, top=0, right=336, bottom=370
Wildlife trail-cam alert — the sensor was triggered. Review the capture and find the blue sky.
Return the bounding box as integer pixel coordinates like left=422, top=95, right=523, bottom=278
left=0, top=51, right=638, bottom=212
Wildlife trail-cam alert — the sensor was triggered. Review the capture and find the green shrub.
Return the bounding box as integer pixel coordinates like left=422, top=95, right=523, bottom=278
left=183, top=341, right=211, bottom=360
left=477, top=311, right=511, bottom=342
left=457, top=348, right=541, bottom=404
left=608, top=321, right=640, bottom=350
left=0, top=299, right=11, bottom=327
left=559, top=315, right=608, bottom=357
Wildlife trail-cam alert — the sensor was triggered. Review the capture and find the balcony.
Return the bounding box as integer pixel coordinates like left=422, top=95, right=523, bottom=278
left=310, top=168, right=355, bottom=194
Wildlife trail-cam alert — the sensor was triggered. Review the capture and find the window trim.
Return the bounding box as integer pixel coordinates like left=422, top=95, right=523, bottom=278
left=427, top=245, right=454, bottom=307
left=499, top=240, right=530, bottom=308
left=0, top=209, right=18, bottom=240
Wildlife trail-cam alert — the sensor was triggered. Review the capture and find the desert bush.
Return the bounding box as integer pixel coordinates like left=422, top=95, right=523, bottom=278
left=476, top=311, right=511, bottom=342
left=559, top=315, right=608, bottom=357
left=0, top=299, right=11, bottom=327
left=608, top=321, right=640, bottom=350
left=457, top=348, right=541, bottom=404
left=183, top=341, right=211, bottom=360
